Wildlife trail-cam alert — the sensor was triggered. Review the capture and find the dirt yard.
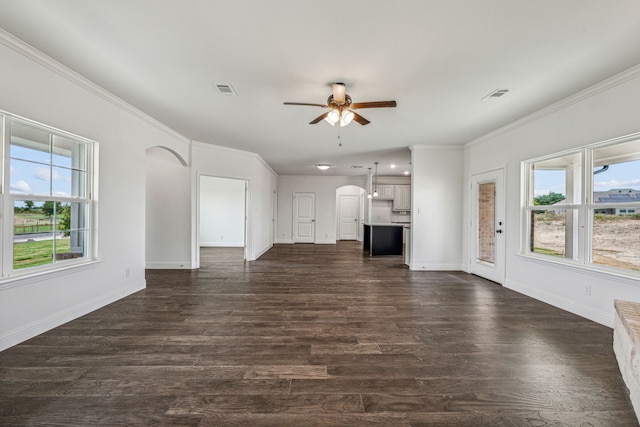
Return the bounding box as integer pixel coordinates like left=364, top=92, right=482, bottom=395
left=533, top=214, right=640, bottom=271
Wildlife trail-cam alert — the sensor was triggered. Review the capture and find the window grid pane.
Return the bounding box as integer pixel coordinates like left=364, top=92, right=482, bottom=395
left=591, top=210, right=640, bottom=271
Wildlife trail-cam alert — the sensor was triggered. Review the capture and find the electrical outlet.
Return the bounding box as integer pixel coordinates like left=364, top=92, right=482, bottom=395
left=584, top=285, right=591, bottom=296
left=125, top=267, right=130, bottom=278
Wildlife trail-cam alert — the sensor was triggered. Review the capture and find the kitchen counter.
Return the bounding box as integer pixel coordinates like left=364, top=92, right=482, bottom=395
left=363, top=223, right=404, bottom=256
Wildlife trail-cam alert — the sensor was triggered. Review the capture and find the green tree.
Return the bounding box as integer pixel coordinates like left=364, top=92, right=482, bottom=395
left=24, top=200, right=34, bottom=211
left=534, top=192, right=565, bottom=206
left=42, top=201, right=62, bottom=218
left=59, top=204, right=71, bottom=236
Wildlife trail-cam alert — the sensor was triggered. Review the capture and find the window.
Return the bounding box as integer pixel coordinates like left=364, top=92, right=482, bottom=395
left=523, top=134, right=640, bottom=275
left=1, top=113, right=97, bottom=279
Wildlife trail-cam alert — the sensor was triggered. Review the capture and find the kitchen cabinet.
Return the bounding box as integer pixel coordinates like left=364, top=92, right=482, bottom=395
left=393, top=185, right=411, bottom=211
left=374, top=185, right=395, bottom=199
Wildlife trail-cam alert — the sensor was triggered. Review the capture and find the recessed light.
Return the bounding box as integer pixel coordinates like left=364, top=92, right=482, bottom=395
left=390, top=164, right=396, bottom=169
left=404, top=171, right=410, bottom=175
left=316, top=164, right=330, bottom=170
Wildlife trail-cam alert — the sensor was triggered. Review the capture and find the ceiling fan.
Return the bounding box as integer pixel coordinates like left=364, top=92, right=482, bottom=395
left=284, top=82, right=396, bottom=126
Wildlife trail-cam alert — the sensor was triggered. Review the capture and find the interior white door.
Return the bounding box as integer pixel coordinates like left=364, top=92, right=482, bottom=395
left=470, top=169, right=505, bottom=284
left=339, top=195, right=359, bottom=240
left=293, top=192, right=315, bottom=243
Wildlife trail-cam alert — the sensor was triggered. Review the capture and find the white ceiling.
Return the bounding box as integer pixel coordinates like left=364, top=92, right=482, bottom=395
left=1, top=1, right=640, bottom=177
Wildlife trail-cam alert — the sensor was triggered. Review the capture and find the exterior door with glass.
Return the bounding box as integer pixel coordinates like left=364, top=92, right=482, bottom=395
left=470, top=169, right=505, bottom=284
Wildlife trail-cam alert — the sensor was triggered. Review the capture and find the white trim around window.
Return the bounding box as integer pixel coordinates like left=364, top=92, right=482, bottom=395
left=0, top=110, right=98, bottom=284
left=521, top=132, right=640, bottom=280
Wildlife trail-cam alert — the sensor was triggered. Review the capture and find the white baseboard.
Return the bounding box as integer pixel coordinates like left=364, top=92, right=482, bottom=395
left=254, top=244, right=273, bottom=260
left=0, top=279, right=145, bottom=351
left=200, top=242, right=244, bottom=247
left=409, top=263, right=463, bottom=271
left=145, top=261, right=194, bottom=269
left=276, top=239, right=294, bottom=244
left=315, top=240, right=336, bottom=245
left=505, top=278, right=614, bottom=327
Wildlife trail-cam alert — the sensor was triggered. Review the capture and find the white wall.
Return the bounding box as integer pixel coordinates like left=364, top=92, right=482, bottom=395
left=0, top=30, right=190, bottom=350
left=199, top=176, right=245, bottom=247
left=410, top=146, right=464, bottom=270
left=278, top=176, right=366, bottom=244
left=145, top=147, right=192, bottom=268
left=463, top=65, right=640, bottom=326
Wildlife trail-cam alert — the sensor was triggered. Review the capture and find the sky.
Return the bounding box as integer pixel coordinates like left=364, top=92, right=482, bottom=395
left=534, top=159, right=640, bottom=197
left=9, top=145, right=76, bottom=199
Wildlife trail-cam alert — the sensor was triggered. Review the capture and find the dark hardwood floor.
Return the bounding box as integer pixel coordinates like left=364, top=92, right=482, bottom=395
left=1, top=242, right=636, bottom=426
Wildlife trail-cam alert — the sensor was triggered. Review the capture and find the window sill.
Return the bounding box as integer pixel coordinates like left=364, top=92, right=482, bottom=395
left=519, top=253, right=640, bottom=286
left=0, top=259, right=101, bottom=291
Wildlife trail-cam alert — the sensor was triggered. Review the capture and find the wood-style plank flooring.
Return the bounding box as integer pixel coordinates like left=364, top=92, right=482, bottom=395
left=1, top=242, right=637, bottom=426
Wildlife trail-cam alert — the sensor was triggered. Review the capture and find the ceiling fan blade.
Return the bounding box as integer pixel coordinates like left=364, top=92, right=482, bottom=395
left=351, top=101, right=397, bottom=109
left=309, top=111, right=330, bottom=124
left=352, top=112, right=370, bottom=125
left=284, top=102, right=328, bottom=107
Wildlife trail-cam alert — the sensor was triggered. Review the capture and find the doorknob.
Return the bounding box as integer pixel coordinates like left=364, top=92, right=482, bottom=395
left=496, top=229, right=503, bottom=233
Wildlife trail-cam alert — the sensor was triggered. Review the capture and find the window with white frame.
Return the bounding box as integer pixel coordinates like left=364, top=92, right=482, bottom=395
left=523, top=134, right=640, bottom=274
left=1, top=113, right=97, bottom=279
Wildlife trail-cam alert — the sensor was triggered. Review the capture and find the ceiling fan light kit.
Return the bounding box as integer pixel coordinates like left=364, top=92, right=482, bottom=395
left=316, top=164, right=331, bottom=170
left=284, top=82, right=396, bottom=127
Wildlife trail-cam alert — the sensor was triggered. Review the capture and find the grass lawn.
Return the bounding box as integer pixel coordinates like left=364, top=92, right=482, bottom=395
left=13, top=238, right=71, bottom=270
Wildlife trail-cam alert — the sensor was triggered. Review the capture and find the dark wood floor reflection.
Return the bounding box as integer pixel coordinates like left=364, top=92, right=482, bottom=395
left=1, top=242, right=636, bottom=426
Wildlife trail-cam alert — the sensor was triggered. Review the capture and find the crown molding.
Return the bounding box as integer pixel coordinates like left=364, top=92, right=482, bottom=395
left=464, top=63, right=640, bottom=150
left=410, top=144, right=463, bottom=152
left=191, top=140, right=278, bottom=177
left=0, top=28, right=189, bottom=145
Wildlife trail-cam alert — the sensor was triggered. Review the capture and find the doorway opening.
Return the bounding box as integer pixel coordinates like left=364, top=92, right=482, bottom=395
left=199, top=175, right=247, bottom=264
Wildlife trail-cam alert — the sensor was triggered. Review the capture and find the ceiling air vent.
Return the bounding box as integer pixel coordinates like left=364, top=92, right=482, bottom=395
left=351, top=165, right=363, bottom=169
left=482, top=88, right=510, bottom=101
left=214, top=84, right=237, bottom=96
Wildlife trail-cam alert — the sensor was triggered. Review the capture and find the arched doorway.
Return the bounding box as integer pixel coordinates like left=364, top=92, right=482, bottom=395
left=145, top=146, right=191, bottom=268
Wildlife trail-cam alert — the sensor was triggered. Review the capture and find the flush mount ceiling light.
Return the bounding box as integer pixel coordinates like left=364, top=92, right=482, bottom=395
left=316, top=164, right=331, bottom=170
left=284, top=82, right=396, bottom=127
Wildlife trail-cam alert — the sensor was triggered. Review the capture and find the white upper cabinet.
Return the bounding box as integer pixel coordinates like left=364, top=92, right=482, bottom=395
left=374, top=185, right=395, bottom=199
left=393, top=185, right=411, bottom=211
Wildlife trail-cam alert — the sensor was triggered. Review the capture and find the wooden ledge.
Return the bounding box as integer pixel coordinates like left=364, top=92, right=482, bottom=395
left=614, top=299, right=640, bottom=422
left=615, top=300, right=640, bottom=340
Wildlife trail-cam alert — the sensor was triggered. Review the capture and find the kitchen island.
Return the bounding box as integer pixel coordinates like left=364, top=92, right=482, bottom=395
left=363, top=223, right=405, bottom=256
